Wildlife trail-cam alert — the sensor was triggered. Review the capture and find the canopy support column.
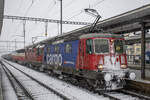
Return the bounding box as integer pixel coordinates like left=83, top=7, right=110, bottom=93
left=141, top=22, right=146, bottom=79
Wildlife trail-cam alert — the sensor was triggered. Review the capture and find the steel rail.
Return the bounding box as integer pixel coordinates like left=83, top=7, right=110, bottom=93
left=99, top=92, right=120, bottom=100
left=118, top=89, right=150, bottom=100
left=4, top=60, right=150, bottom=100
left=0, top=61, right=34, bottom=100
left=100, top=89, right=150, bottom=100
left=3, top=60, right=70, bottom=100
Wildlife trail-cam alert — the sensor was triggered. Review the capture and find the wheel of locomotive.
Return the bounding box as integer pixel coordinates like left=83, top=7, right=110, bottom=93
left=39, top=65, right=46, bottom=72
left=26, top=63, right=29, bottom=67
left=58, top=75, right=63, bottom=79
left=34, top=66, right=38, bottom=70
left=86, top=79, right=98, bottom=91
left=39, top=67, right=44, bottom=72
left=47, top=70, right=55, bottom=76
left=86, top=79, right=107, bottom=92
left=29, top=64, right=33, bottom=68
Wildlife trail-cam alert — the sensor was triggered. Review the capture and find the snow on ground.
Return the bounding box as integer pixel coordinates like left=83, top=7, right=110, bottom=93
left=105, top=92, right=140, bottom=100
left=3, top=62, right=63, bottom=100
left=0, top=67, right=18, bottom=100
left=5, top=60, right=110, bottom=100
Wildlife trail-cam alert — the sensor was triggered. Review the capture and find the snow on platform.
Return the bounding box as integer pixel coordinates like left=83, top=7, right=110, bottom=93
left=0, top=65, right=3, bottom=100
left=4, top=63, right=62, bottom=100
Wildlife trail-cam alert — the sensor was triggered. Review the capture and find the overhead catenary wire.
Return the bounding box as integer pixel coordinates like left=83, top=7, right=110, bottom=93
left=12, top=0, right=37, bottom=37
left=7, top=0, right=37, bottom=50
left=92, top=0, right=106, bottom=8
left=65, top=0, right=104, bottom=22
left=8, top=0, right=105, bottom=46
left=45, top=0, right=57, bottom=15
left=48, top=0, right=76, bottom=19
left=67, top=10, right=84, bottom=20
left=28, top=0, right=58, bottom=36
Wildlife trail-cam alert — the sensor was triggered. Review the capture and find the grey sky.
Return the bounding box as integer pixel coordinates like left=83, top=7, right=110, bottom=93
left=0, top=0, right=150, bottom=52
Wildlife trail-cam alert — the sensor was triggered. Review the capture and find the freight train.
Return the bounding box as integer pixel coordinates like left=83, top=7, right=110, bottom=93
left=3, top=33, right=136, bottom=90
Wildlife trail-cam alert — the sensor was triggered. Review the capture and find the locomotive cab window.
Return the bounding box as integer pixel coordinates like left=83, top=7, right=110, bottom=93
left=86, top=39, right=93, bottom=54
left=94, top=39, right=109, bottom=54
left=38, top=48, right=43, bottom=55
left=32, top=48, right=34, bottom=53
left=29, top=49, right=32, bottom=53
left=37, top=48, right=40, bottom=55
left=65, top=43, right=72, bottom=53
left=114, top=40, right=125, bottom=54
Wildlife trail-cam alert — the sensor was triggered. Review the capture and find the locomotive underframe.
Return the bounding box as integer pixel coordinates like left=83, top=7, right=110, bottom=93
left=42, top=64, right=128, bottom=90
left=10, top=56, right=130, bottom=90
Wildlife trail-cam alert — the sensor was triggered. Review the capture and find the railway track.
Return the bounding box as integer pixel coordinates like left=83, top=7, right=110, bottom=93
left=2, top=59, right=150, bottom=100
left=47, top=68, right=150, bottom=100
left=46, top=70, right=150, bottom=100
left=55, top=76, right=150, bottom=100
left=0, top=62, right=33, bottom=100
left=0, top=60, right=70, bottom=100
left=100, top=90, right=150, bottom=100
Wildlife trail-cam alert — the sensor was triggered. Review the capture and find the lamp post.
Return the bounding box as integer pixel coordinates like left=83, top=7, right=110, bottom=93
left=59, top=0, right=62, bottom=35
left=23, top=21, right=26, bottom=49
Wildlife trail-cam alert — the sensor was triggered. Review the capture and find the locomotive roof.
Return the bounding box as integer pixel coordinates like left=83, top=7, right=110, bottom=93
left=79, top=33, right=123, bottom=39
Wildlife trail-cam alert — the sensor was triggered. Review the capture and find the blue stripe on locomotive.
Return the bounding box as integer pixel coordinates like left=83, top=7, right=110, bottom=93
left=43, top=40, right=79, bottom=68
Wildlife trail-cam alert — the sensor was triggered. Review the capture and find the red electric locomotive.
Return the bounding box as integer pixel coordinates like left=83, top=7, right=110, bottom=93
left=75, top=33, right=135, bottom=90
left=42, top=33, right=136, bottom=90
left=11, top=49, right=25, bottom=64
left=25, top=45, right=44, bottom=70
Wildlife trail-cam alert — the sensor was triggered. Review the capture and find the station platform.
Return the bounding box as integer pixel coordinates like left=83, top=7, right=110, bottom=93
left=0, top=65, right=3, bottom=100
left=128, top=64, right=150, bottom=70
left=128, top=64, right=150, bottom=80
left=126, top=65, right=150, bottom=96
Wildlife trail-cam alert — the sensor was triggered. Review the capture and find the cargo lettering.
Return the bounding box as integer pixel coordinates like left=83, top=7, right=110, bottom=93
left=46, top=54, right=62, bottom=66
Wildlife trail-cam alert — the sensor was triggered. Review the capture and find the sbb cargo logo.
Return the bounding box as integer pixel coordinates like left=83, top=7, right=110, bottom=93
left=46, top=54, right=62, bottom=66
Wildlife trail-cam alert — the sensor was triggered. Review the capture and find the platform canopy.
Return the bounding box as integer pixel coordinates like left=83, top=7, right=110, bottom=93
left=66, top=4, right=150, bottom=35
left=125, top=34, right=150, bottom=45
left=0, top=0, right=4, bottom=36
left=39, top=4, right=150, bottom=44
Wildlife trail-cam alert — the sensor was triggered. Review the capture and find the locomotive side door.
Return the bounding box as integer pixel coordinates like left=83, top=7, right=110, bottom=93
left=78, top=39, right=86, bottom=69
left=85, top=39, right=93, bottom=70
left=78, top=39, right=92, bottom=70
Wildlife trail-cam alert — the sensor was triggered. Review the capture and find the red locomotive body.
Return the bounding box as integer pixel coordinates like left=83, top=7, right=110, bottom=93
left=75, top=34, right=135, bottom=90
left=11, top=50, right=25, bottom=64
left=25, top=45, right=44, bottom=69
left=77, top=34, right=127, bottom=71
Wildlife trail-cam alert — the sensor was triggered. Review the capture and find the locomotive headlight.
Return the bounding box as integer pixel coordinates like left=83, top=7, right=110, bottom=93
left=97, top=64, right=103, bottom=71
left=129, top=72, right=136, bottom=80
left=121, top=64, right=127, bottom=69
left=98, top=65, right=103, bottom=69
left=104, top=73, right=112, bottom=82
